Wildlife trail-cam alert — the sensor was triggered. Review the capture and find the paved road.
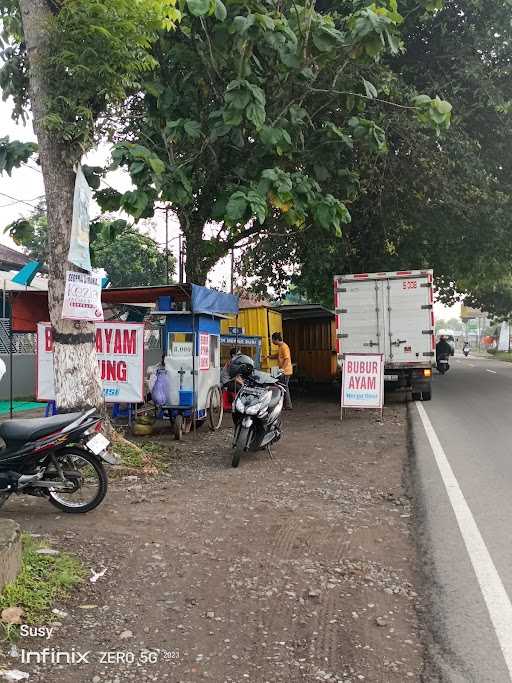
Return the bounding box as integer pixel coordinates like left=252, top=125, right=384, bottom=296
left=410, top=354, right=512, bottom=682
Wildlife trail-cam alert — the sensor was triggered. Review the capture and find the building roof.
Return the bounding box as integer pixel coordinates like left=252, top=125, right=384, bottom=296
left=276, top=303, right=334, bottom=320
left=0, top=244, right=31, bottom=271
left=239, top=298, right=272, bottom=309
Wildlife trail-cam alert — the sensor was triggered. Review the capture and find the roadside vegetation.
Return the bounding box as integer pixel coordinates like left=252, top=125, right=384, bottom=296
left=0, top=534, right=84, bottom=637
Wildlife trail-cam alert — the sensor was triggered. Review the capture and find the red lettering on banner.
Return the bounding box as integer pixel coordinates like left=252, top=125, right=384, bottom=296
left=118, top=361, right=127, bottom=381
left=98, top=359, right=128, bottom=382
left=95, top=328, right=102, bottom=353
left=123, top=329, right=136, bottom=355
left=346, top=360, right=353, bottom=373
left=367, top=377, right=376, bottom=390
left=113, top=329, right=122, bottom=354
left=104, top=329, right=113, bottom=353
left=45, top=327, right=53, bottom=352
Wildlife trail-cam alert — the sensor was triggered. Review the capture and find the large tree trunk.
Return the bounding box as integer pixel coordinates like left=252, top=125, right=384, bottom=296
left=19, top=0, right=102, bottom=412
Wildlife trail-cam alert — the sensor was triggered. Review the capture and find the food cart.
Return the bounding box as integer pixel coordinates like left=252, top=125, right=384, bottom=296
left=151, top=284, right=239, bottom=439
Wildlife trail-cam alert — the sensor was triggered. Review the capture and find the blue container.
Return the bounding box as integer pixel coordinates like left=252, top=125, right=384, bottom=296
left=179, top=389, right=194, bottom=407
left=157, top=295, right=172, bottom=311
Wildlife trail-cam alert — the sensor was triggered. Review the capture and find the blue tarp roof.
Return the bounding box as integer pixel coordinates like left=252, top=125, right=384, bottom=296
left=191, top=284, right=239, bottom=316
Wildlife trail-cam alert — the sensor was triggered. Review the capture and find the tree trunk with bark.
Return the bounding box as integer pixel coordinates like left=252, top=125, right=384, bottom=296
left=19, top=0, right=103, bottom=412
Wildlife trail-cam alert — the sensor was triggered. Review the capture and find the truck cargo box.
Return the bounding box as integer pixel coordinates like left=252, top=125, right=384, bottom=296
left=334, top=270, right=434, bottom=400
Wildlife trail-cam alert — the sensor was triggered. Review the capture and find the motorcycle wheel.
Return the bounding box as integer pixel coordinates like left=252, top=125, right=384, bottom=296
left=232, top=425, right=251, bottom=468
left=174, top=414, right=184, bottom=441
left=47, top=449, right=108, bottom=513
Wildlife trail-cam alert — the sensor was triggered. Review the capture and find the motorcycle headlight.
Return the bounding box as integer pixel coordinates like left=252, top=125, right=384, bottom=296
left=235, top=398, right=245, bottom=413
left=245, top=404, right=261, bottom=415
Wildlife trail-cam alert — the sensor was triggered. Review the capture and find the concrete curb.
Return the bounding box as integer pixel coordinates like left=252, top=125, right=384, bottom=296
left=0, top=520, right=21, bottom=592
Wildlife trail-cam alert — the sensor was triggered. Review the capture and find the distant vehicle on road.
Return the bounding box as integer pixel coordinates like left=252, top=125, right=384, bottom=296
left=334, top=270, right=434, bottom=401
left=437, top=329, right=455, bottom=355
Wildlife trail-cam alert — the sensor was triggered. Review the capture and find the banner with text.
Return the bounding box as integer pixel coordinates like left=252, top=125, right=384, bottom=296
left=37, top=322, right=144, bottom=402
left=341, top=353, right=384, bottom=410
left=62, top=271, right=103, bottom=322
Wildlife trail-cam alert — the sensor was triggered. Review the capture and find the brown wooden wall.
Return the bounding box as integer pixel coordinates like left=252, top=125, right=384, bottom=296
left=283, top=317, right=337, bottom=382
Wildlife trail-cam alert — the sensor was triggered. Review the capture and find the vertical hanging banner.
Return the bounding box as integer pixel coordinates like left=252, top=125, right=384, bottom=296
left=341, top=353, right=384, bottom=419
left=68, top=164, right=93, bottom=272
left=37, top=322, right=144, bottom=402
left=62, top=271, right=103, bottom=322
left=199, top=333, right=210, bottom=370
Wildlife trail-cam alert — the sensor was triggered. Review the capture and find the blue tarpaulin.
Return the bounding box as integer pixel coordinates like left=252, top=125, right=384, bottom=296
left=191, top=284, right=239, bottom=316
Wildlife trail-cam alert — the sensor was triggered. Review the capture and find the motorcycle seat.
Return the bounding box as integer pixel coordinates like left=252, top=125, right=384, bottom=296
left=0, top=412, right=84, bottom=446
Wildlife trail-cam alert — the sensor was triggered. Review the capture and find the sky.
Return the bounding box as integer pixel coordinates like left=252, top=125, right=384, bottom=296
left=0, top=97, right=460, bottom=316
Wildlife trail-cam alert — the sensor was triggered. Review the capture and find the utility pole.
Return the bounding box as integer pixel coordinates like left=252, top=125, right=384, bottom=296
left=230, top=248, right=235, bottom=294
left=165, top=207, right=170, bottom=284
left=179, top=234, right=184, bottom=283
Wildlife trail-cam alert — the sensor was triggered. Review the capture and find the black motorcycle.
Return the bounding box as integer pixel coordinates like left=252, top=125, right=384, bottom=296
left=0, top=409, right=113, bottom=513
left=228, top=355, right=285, bottom=468
left=436, top=354, right=450, bottom=374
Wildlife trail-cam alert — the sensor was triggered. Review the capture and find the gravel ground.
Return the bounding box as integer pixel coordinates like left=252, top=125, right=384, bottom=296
left=0, top=391, right=423, bottom=682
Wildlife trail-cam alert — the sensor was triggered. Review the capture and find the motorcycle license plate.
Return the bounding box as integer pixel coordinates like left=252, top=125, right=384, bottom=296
left=86, top=433, right=110, bottom=456
left=440, top=360, right=448, bottom=364
left=384, top=375, right=398, bottom=381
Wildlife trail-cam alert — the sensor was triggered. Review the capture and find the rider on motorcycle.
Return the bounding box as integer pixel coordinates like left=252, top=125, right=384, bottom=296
left=436, top=334, right=452, bottom=361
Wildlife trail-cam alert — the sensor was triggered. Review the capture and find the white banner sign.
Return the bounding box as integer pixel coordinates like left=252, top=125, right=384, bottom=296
left=498, top=321, right=510, bottom=352
left=68, top=165, right=93, bottom=272
left=62, top=271, right=103, bottom=322
left=37, top=322, right=144, bottom=403
left=199, top=333, right=209, bottom=370
left=341, top=354, right=384, bottom=410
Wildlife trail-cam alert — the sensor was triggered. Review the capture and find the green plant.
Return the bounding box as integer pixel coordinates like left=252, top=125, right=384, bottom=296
left=0, top=534, right=84, bottom=630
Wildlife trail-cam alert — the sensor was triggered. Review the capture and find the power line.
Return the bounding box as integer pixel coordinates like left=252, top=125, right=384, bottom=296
left=0, top=192, right=45, bottom=210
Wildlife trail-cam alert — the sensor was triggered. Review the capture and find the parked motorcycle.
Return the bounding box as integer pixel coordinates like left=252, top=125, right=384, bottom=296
left=436, top=354, right=450, bottom=374
left=0, top=409, right=113, bottom=513
left=229, top=355, right=285, bottom=468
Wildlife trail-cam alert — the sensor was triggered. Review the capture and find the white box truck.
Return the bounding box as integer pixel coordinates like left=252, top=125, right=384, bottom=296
left=333, top=269, right=434, bottom=400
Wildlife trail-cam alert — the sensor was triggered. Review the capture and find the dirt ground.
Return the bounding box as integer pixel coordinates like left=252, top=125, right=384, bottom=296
left=0, top=392, right=423, bottom=682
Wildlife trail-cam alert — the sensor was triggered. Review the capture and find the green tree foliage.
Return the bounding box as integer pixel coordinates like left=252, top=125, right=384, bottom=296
left=0, top=136, right=37, bottom=175
left=0, top=0, right=181, bottom=149
left=4, top=210, right=175, bottom=287
left=243, top=1, right=512, bottom=314
left=94, top=0, right=449, bottom=283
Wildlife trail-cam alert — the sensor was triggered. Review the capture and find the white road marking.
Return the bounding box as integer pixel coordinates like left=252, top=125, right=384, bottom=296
left=416, top=402, right=512, bottom=680
left=486, top=369, right=497, bottom=374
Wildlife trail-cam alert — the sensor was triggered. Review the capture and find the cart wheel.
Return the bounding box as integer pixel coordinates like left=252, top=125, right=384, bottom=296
left=174, top=414, right=184, bottom=441
left=207, top=385, right=224, bottom=431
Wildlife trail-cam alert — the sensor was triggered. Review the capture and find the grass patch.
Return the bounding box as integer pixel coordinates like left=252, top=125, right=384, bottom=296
left=0, top=534, right=84, bottom=631
left=491, top=351, right=512, bottom=362
left=111, top=431, right=169, bottom=474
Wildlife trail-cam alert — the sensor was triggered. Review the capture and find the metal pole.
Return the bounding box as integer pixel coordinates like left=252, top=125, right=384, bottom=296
left=2, top=279, right=5, bottom=318
left=230, top=248, right=234, bottom=294
left=165, top=208, right=170, bottom=285
left=178, top=234, right=183, bottom=283
left=192, top=312, right=196, bottom=438
left=9, top=293, right=13, bottom=419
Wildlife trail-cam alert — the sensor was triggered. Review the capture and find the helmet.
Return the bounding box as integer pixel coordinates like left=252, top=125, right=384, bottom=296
left=229, top=354, right=254, bottom=378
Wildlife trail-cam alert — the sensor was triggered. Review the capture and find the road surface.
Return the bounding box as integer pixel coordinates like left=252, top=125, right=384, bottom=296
left=410, top=353, right=512, bottom=682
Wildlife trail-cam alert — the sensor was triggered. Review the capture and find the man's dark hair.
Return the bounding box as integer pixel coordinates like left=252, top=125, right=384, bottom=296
left=229, top=348, right=239, bottom=357
left=272, top=332, right=283, bottom=342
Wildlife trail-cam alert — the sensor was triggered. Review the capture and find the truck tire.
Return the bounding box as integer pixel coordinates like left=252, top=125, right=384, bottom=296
left=412, top=391, right=422, bottom=401
left=422, top=390, right=432, bottom=401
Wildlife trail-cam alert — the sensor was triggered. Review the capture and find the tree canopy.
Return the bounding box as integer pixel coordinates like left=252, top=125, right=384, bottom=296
left=90, top=0, right=450, bottom=283
left=238, top=0, right=512, bottom=315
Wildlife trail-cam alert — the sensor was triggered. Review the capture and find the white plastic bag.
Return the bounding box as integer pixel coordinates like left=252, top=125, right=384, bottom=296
left=68, top=165, right=92, bottom=272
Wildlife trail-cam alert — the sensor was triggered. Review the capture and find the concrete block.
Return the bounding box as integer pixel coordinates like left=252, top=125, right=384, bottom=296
left=0, top=520, right=21, bottom=592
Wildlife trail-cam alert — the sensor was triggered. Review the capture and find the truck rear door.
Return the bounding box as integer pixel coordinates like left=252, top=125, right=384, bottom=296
left=336, top=279, right=385, bottom=354
left=384, top=274, right=433, bottom=364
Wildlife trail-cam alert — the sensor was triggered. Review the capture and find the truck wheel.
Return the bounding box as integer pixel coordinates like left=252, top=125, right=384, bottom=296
left=412, top=391, right=421, bottom=401
left=422, top=391, right=432, bottom=401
